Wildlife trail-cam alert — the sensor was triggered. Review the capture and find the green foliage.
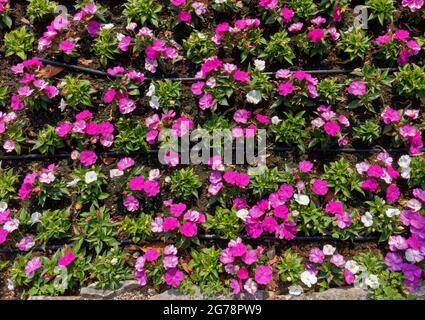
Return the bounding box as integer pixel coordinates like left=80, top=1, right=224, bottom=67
left=263, top=31, right=295, bottom=64
left=249, top=167, right=291, bottom=197
left=289, top=0, right=318, bottom=19
left=60, top=74, right=96, bottom=109
left=295, top=204, right=334, bottom=236
left=4, top=26, right=35, bottom=60
left=183, top=32, right=216, bottom=65
left=337, top=28, right=371, bottom=61
left=123, top=0, right=162, bottom=27
left=408, top=156, right=425, bottom=188
left=366, top=0, right=394, bottom=25
left=118, top=214, right=152, bottom=243
left=90, top=248, right=131, bottom=289
left=0, top=119, right=28, bottom=154
left=353, top=120, right=382, bottom=145
left=170, top=168, right=202, bottom=201
left=205, top=206, right=243, bottom=239
left=26, top=0, right=58, bottom=23
left=69, top=167, right=109, bottom=208
left=277, top=249, right=304, bottom=284
left=189, top=246, right=225, bottom=296
left=73, top=206, right=119, bottom=254
left=153, top=80, right=183, bottom=111
left=114, top=118, right=148, bottom=154
left=93, top=27, right=119, bottom=66
left=0, top=86, right=7, bottom=107
left=372, top=270, right=407, bottom=300
left=322, top=158, right=364, bottom=199
left=32, top=125, right=66, bottom=155
left=272, top=112, right=309, bottom=152
left=317, top=78, right=342, bottom=105
left=36, top=209, right=71, bottom=245
left=396, top=64, right=425, bottom=100
left=0, top=168, right=19, bottom=202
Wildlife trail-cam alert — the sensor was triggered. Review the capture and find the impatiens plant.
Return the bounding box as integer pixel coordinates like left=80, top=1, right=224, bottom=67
left=0, top=0, right=12, bottom=28
left=375, top=29, right=421, bottom=65
left=4, top=26, right=34, bottom=59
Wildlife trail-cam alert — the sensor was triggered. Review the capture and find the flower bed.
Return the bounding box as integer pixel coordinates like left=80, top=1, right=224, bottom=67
left=0, top=0, right=424, bottom=300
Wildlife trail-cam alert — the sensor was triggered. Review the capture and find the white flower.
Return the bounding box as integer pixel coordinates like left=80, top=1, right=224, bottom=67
left=300, top=271, right=317, bottom=288
left=102, top=23, right=114, bottom=30
left=243, top=278, right=258, bottom=295
left=365, top=274, right=380, bottom=290
left=407, top=199, right=422, bottom=212
left=246, top=90, right=262, bottom=104
left=345, top=260, right=360, bottom=274
left=361, top=211, right=373, bottom=227
left=39, top=172, right=55, bottom=184
left=291, top=210, right=299, bottom=218
left=405, top=248, right=424, bottom=263
left=165, top=176, right=171, bottom=183
left=149, top=96, right=160, bottom=109
left=3, top=219, right=19, bottom=232
left=116, top=33, right=125, bottom=41
left=30, top=212, right=42, bottom=225
left=401, top=167, right=411, bottom=179
left=109, top=169, right=123, bottom=178
left=254, top=59, right=266, bottom=71
left=294, top=194, right=310, bottom=206
left=322, top=244, right=336, bottom=256
left=111, top=258, right=118, bottom=265
left=85, top=171, right=98, bottom=184
left=271, top=116, right=281, bottom=125
left=236, top=209, right=249, bottom=221
left=214, top=0, right=227, bottom=3
left=398, top=155, right=411, bottom=168
left=58, top=98, right=67, bottom=112
left=0, top=202, right=8, bottom=212
left=288, top=285, right=304, bottom=296
left=385, top=208, right=400, bottom=218
left=146, top=83, right=155, bottom=97
left=66, top=178, right=80, bottom=187
left=7, top=279, right=14, bottom=291
left=148, top=169, right=161, bottom=180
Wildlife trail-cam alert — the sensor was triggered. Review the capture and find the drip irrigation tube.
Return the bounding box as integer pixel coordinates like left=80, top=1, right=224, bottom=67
left=0, top=147, right=420, bottom=162
left=0, top=235, right=379, bottom=254
left=34, top=56, right=398, bottom=81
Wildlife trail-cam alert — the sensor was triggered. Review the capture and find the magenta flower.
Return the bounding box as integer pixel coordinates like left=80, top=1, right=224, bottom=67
left=309, top=248, right=325, bottom=264
left=343, top=268, right=355, bottom=285
left=347, top=81, right=367, bottom=96
left=307, top=28, right=324, bottom=43
left=385, top=253, right=403, bottom=271
left=123, top=195, right=140, bottom=212
left=278, top=82, right=294, bottom=96
left=254, top=265, right=273, bottom=285
left=0, top=228, right=8, bottom=245
left=180, top=221, right=198, bottom=238
left=145, top=249, right=160, bottom=262
left=325, top=201, right=344, bottom=215
left=299, top=160, right=313, bottom=173
left=381, top=107, right=401, bottom=124
left=163, top=217, right=180, bottom=232
left=59, top=40, right=75, bottom=54
left=361, top=178, right=379, bottom=192
left=58, top=251, right=76, bottom=267
left=25, top=257, right=42, bottom=278
left=311, top=179, right=329, bottom=196
left=323, top=121, right=341, bottom=137
left=79, top=150, right=97, bottom=166
left=143, top=180, right=160, bottom=197
left=280, top=7, right=294, bottom=23
left=165, top=268, right=184, bottom=288
left=129, top=176, right=145, bottom=191
left=233, top=70, right=251, bottom=84
left=386, top=184, right=400, bottom=202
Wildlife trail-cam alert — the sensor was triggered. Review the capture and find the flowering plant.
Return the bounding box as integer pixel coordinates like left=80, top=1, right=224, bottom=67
left=376, top=29, right=421, bottom=65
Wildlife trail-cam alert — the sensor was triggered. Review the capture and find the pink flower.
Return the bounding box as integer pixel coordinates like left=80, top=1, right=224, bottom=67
left=343, top=268, right=355, bottom=285
left=386, top=184, right=400, bottom=202
left=79, top=150, right=97, bottom=166
left=307, top=28, right=324, bottom=43
left=361, top=178, right=379, bottom=192
left=347, top=81, right=367, bottom=96
left=117, top=157, right=135, bottom=171
left=336, top=211, right=351, bottom=229
left=325, top=201, right=344, bottom=215
left=178, top=11, right=191, bottom=24
left=118, top=36, right=132, bottom=52
left=165, top=268, right=183, bottom=288
left=123, top=195, right=140, bottom=212
left=145, top=249, right=160, bottom=262
left=163, top=217, right=180, bottom=232
left=180, top=222, right=197, bottom=237
left=56, top=122, right=73, bottom=138
left=25, top=257, right=42, bottom=278
left=0, top=228, right=8, bottom=245
left=129, top=176, right=145, bottom=191
left=199, top=93, right=215, bottom=110
left=402, top=0, right=424, bottom=12
left=230, top=279, right=241, bottom=294
left=233, top=109, right=252, bottom=124
left=143, top=180, right=160, bottom=197
left=59, top=41, right=75, bottom=54
left=233, top=70, right=251, bottom=84
left=280, top=7, right=294, bottom=23
left=58, top=251, right=76, bottom=267
left=171, top=0, right=186, bottom=6
left=330, top=254, right=345, bottom=268
left=17, top=236, right=34, bottom=251
left=299, top=160, right=313, bottom=173
left=311, top=179, right=328, bottom=196
left=87, top=20, right=101, bottom=37
left=323, top=121, right=341, bottom=137
left=385, top=252, right=403, bottom=271
left=254, top=265, right=273, bottom=285
left=381, top=107, right=400, bottom=124
left=170, top=203, right=187, bottom=217
left=309, top=248, right=325, bottom=264
left=163, top=255, right=179, bottom=270
left=278, top=82, right=294, bottom=96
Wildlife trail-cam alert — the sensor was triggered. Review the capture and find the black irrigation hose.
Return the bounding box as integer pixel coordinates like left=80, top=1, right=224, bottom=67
left=0, top=235, right=379, bottom=254
left=1, top=147, right=422, bottom=161
left=34, top=56, right=398, bottom=80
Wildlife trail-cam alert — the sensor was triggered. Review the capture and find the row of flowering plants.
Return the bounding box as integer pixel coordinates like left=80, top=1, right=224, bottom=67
left=0, top=0, right=424, bottom=300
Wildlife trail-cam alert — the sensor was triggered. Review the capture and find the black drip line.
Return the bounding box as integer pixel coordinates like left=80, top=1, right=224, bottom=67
left=34, top=56, right=398, bottom=81
left=0, top=147, right=420, bottom=161
left=0, top=235, right=379, bottom=254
